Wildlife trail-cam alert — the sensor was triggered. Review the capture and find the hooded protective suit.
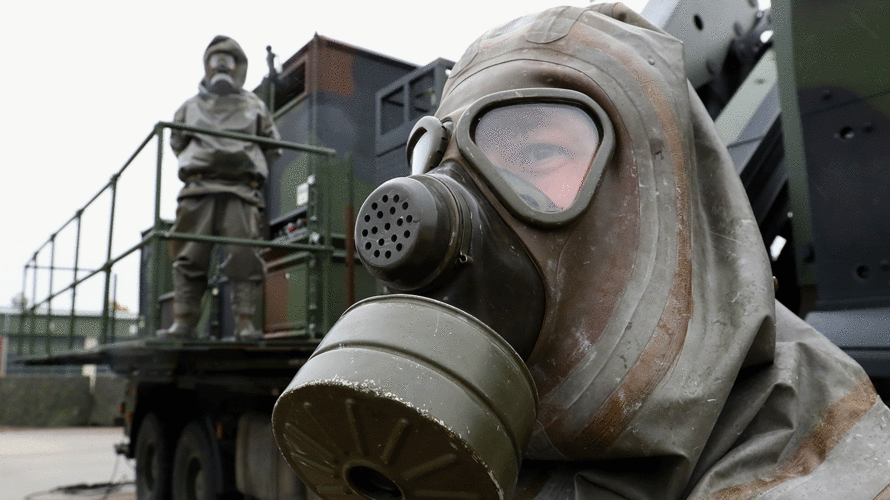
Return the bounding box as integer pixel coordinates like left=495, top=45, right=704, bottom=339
left=170, top=34, right=281, bottom=206
left=166, top=35, right=281, bottom=337
left=416, top=4, right=890, bottom=499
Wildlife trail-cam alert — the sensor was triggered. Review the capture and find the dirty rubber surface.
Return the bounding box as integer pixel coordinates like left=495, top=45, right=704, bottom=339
left=0, top=427, right=134, bottom=500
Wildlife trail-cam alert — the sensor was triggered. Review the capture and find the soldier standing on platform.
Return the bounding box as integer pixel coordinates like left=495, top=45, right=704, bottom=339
left=160, top=35, right=281, bottom=340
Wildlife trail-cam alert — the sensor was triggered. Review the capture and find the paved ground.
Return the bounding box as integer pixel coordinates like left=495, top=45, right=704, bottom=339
left=0, top=427, right=134, bottom=500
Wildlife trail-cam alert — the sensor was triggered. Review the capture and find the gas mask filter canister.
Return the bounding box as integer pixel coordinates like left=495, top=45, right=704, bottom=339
left=271, top=296, right=537, bottom=500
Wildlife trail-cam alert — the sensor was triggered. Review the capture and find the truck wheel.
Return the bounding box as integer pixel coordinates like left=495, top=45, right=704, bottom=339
left=135, top=413, right=173, bottom=500
left=172, top=421, right=221, bottom=500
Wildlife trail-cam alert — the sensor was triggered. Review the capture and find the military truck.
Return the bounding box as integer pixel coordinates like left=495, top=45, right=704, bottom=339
left=18, top=35, right=452, bottom=500
left=18, top=0, right=890, bottom=498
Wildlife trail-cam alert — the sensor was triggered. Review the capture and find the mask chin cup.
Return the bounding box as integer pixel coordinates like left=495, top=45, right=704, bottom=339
left=272, top=295, right=538, bottom=500
left=208, top=73, right=236, bottom=95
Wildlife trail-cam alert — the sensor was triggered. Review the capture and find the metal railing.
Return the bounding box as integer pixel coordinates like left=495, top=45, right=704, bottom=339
left=16, top=122, right=335, bottom=355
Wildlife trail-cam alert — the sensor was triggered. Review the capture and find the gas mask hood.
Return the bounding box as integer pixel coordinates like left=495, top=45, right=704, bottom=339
left=274, top=4, right=781, bottom=499
left=201, top=35, right=247, bottom=95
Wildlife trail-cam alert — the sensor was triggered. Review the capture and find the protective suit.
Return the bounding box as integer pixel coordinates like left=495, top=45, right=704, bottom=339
left=418, top=5, right=890, bottom=498
left=272, top=5, right=890, bottom=499
left=164, top=35, right=281, bottom=339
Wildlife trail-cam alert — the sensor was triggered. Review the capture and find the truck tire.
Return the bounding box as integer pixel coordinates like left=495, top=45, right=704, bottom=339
left=172, top=421, right=222, bottom=500
left=135, top=413, right=173, bottom=500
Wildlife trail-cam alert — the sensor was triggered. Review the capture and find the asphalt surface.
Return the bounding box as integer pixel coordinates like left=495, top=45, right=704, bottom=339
left=0, top=427, right=134, bottom=500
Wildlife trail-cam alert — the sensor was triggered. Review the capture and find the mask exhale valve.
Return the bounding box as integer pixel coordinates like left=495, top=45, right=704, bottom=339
left=355, top=175, right=469, bottom=292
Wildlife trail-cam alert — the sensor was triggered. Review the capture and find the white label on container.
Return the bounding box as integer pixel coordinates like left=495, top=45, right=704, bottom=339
left=297, top=182, right=309, bottom=206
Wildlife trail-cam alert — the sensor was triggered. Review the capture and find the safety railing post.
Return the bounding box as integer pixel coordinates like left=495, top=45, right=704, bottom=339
left=16, top=266, right=27, bottom=356
left=29, top=257, right=38, bottom=355
left=68, top=213, right=82, bottom=350
left=45, top=235, right=56, bottom=355
left=148, top=124, right=165, bottom=337
left=321, top=155, right=334, bottom=334
left=100, top=175, right=119, bottom=345
left=110, top=274, right=118, bottom=343
left=306, top=154, right=320, bottom=338
left=345, top=154, right=356, bottom=310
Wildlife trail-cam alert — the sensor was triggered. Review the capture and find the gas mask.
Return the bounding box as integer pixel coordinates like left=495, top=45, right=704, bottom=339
left=273, top=85, right=615, bottom=499
left=207, top=52, right=237, bottom=95
left=275, top=3, right=797, bottom=497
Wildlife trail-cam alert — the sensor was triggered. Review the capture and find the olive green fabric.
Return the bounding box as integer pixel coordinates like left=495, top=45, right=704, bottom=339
left=170, top=193, right=264, bottom=318
left=171, top=35, right=281, bottom=208
left=169, top=36, right=278, bottom=323
left=435, top=4, right=890, bottom=498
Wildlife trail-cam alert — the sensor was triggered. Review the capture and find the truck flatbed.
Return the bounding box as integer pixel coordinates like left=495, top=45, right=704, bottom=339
left=24, top=338, right=318, bottom=386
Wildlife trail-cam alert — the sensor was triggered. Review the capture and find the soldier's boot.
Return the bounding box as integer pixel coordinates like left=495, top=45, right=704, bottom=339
left=157, top=313, right=198, bottom=339
left=231, top=280, right=262, bottom=340
left=159, top=270, right=206, bottom=339
left=235, top=314, right=262, bottom=340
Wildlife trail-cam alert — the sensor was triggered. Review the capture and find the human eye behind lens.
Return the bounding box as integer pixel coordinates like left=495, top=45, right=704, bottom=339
left=522, top=143, right=572, bottom=168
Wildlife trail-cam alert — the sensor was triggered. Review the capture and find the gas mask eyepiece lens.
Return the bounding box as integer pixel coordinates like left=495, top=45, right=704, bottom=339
left=456, top=88, right=615, bottom=227
left=474, top=103, right=598, bottom=212
left=208, top=52, right=236, bottom=73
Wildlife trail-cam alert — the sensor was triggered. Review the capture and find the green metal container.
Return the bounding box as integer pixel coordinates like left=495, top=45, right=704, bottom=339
left=272, top=294, right=537, bottom=500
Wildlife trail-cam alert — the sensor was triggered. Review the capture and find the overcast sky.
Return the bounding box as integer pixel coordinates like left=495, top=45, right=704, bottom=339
left=0, top=0, right=686, bottom=312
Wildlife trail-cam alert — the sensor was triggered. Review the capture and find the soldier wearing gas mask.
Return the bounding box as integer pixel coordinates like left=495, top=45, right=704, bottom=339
left=273, top=5, right=890, bottom=499
left=161, top=35, right=280, bottom=340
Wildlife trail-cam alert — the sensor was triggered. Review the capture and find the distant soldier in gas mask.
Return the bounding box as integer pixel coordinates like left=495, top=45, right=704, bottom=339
left=161, top=35, right=280, bottom=340
left=272, top=5, right=890, bottom=499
